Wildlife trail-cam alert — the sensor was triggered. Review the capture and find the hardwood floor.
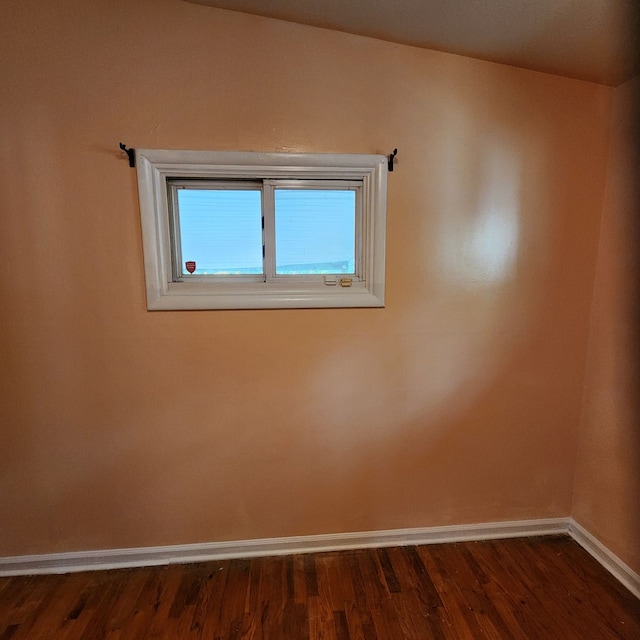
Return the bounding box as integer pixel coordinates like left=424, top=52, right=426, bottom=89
left=0, top=535, right=638, bottom=639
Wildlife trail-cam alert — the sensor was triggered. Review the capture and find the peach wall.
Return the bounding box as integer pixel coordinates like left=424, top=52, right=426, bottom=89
left=0, top=0, right=612, bottom=555
left=572, top=75, right=640, bottom=574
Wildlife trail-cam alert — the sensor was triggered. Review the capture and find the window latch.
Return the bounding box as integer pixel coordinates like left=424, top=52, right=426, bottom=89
left=325, top=277, right=352, bottom=287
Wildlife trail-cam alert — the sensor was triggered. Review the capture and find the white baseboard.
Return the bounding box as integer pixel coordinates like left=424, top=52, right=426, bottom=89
left=568, top=519, right=640, bottom=600
left=0, top=517, right=569, bottom=577
left=1, top=516, right=637, bottom=600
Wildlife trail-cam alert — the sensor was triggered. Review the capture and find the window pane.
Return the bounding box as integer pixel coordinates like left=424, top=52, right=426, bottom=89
left=274, top=190, right=356, bottom=275
left=176, top=189, right=263, bottom=275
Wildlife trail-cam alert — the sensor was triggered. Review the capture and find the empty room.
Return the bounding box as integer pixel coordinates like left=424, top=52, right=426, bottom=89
left=1, top=0, right=639, bottom=637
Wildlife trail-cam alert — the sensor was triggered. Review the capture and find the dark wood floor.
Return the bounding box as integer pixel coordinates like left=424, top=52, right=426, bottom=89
left=0, top=535, right=638, bottom=639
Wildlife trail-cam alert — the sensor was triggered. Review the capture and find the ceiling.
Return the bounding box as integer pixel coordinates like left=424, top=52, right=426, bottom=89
left=185, top=0, right=638, bottom=86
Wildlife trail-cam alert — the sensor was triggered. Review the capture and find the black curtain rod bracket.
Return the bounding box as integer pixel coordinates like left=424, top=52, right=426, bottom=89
left=388, top=148, right=398, bottom=172
left=119, top=142, right=136, bottom=168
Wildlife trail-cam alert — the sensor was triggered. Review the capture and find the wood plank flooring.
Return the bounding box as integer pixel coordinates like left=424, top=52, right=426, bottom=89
left=0, top=535, right=638, bottom=639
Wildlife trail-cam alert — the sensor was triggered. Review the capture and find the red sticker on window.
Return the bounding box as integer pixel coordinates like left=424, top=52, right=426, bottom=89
left=185, top=261, right=196, bottom=274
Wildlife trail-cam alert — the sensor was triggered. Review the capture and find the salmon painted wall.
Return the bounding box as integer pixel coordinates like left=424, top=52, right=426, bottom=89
left=0, top=0, right=612, bottom=555
left=572, top=75, right=640, bottom=574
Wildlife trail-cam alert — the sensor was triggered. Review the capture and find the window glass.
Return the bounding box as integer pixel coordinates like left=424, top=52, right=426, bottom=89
left=274, top=189, right=356, bottom=275
left=176, top=189, right=263, bottom=275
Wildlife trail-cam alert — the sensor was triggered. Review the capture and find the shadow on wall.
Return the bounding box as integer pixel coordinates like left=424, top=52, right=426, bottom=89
left=632, top=72, right=640, bottom=564
left=569, top=73, right=640, bottom=573
left=623, top=10, right=640, bottom=561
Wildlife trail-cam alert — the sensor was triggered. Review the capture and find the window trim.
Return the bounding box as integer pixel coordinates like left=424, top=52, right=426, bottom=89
left=136, top=149, right=387, bottom=310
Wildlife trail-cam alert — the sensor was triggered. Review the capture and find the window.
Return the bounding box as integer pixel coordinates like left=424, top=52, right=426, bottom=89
left=136, top=149, right=387, bottom=310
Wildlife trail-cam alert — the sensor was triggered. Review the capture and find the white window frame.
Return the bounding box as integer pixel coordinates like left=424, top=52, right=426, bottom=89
left=136, top=149, right=387, bottom=310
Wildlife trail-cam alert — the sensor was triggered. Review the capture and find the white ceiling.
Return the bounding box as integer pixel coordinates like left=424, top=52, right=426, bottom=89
left=185, top=0, right=638, bottom=86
